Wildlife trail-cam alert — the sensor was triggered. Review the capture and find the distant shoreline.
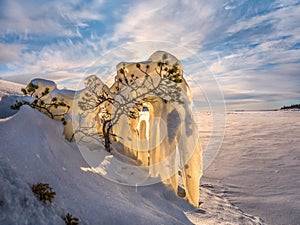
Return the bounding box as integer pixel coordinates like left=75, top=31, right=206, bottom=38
left=280, top=104, right=300, bottom=110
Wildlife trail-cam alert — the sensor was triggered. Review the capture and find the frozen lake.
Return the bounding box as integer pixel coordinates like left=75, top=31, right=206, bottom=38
left=200, top=110, right=300, bottom=225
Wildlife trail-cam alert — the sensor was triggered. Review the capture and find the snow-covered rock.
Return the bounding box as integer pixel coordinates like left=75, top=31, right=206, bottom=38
left=0, top=106, right=193, bottom=225
left=111, top=51, right=202, bottom=207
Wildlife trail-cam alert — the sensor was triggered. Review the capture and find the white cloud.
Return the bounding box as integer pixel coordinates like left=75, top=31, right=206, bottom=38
left=111, top=0, right=222, bottom=55
left=0, top=43, right=26, bottom=63
left=0, top=36, right=107, bottom=86
left=0, top=0, right=105, bottom=39
left=226, top=0, right=300, bottom=40
left=58, top=0, right=105, bottom=25
left=1, top=1, right=65, bottom=38
left=0, top=0, right=107, bottom=85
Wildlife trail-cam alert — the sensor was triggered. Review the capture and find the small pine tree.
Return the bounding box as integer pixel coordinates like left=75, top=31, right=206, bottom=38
left=11, top=82, right=70, bottom=125
left=64, top=213, right=80, bottom=225
left=31, top=183, right=56, bottom=203
left=77, top=54, right=184, bottom=152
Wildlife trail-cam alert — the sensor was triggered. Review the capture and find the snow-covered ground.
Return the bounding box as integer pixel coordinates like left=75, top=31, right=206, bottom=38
left=0, top=80, right=24, bottom=97
left=202, top=111, right=300, bottom=225
left=3, top=80, right=296, bottom=224
left=0, top=105, right=194, bottom=225
left=0, top=80, right=25, bottom=119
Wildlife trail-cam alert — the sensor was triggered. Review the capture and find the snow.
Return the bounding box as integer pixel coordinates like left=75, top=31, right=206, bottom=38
left=0, top=106, right=193, bottom=225
left=112, top=51, right=203, bottom=207
left=0, top=159, right=65, bottom=225
left=30, top=78, right=76, bottom=102
left=202, top=111, right=300, bottom=225
left=0, top=81, right=274, bottom=224
left=186, top=184, right=264, bottom=225
left=0, top=80, right=25, bottom=119
left=0, top=80, right=24, bottom=97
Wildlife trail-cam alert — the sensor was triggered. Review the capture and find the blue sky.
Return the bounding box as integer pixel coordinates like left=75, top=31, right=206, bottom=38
left=0, top=0, right=299, bottom=109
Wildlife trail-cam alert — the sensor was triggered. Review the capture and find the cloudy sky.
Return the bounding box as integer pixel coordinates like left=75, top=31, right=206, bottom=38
left=0, top=0, right=299, bottom=109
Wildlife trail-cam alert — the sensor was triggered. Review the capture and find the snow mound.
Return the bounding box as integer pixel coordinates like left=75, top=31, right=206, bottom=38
left=0, top=95, right=32, bottom=119
left=0, top=106, right=193, bottom=225
left=0, top=80, right=24, bottom=97
left=0, top=160, right=64, bottom=225
left=0, top=80, right=25, bottom=118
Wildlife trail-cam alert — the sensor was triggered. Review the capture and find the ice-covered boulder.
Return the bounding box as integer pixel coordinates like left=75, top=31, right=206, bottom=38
left=23, top=78, right=75, bottom=140
left=111, top=51, right=203, bottom=207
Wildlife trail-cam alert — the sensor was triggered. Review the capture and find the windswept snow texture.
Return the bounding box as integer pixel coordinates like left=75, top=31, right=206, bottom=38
left=187, top=184, right=264, bottom=225
left=0, top=80, right=23, bottom=97
left=0, top=80, right=24, bottom=118
left=203, top=111, right=300, bottom=225
left=0, top=106, right=193, bottom=225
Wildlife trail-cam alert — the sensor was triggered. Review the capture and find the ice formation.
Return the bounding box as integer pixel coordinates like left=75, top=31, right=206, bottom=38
left=22, top=51, right=202, bottom=207
left=112, top=51, right=203, bottom=207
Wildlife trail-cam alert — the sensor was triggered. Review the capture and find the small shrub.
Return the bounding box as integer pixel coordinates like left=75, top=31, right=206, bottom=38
left=64, top=213, right=80, bottom=225
left=11, top=82, right=70, bottom=125
left=31, top=183, right=56, bottom=203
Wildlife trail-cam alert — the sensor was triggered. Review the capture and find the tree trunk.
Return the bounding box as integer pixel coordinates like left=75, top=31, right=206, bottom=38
left=103, top=120, right=112, bottom=152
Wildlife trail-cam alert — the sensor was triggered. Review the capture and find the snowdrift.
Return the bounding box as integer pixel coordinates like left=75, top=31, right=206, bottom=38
left=0, top=106, right=193, bottom=225
left=0, top=80, right=24, bottom=119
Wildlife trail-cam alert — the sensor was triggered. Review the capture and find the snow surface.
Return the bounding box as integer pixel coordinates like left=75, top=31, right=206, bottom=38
left=0, top=106, right=193, bottom=225
left=202, top=111, right=300, bottom=225
left=0, top=80, right=25, bottom=119
left=0, top=80, right=24, bottom=98
left=0, top=81, right=269, bottom=224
